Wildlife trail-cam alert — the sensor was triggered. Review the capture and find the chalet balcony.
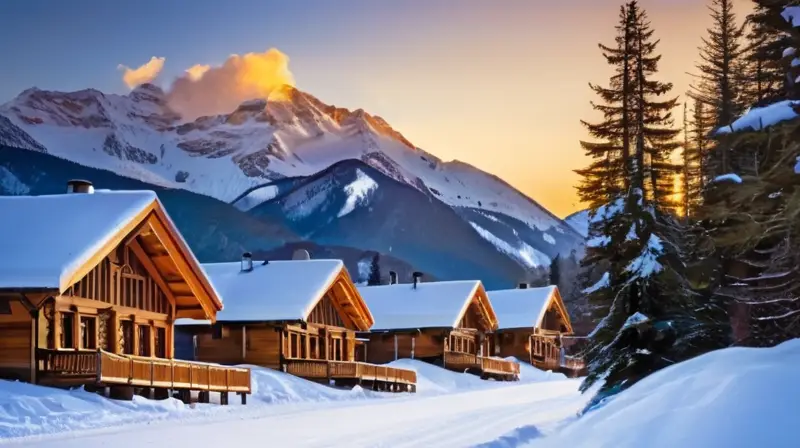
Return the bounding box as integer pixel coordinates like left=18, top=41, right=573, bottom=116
left=285, top=359, right=417, bottom=392
left=443, top=351, right=520, bottom=380
left=36, top=349, right=251, bottom=403
left=531, top=334, right=587, bottom=377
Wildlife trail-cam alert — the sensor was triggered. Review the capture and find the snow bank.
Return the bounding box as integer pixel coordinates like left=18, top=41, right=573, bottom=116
left=513, top=358, right=568, bottom=382
left=386, top=359, right=489, bottom=393
left=525, top=339, right=800, bottom=448
left=0, top=366, right=383, bottom=440
left=385, top=358, right=565, bottom=395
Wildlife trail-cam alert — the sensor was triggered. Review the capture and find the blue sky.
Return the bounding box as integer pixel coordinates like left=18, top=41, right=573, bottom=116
left=0, top=0, right=730, bottom=216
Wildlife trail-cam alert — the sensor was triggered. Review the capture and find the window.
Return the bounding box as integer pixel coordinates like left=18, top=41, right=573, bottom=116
left=310, top=336, right=319, bottom=359
left=0, top=298, right=11, bottom=315
left=155, top=327, right=166, bottom=358
left=212, top=323, right=224, bottom=340
left=80, top=316, right=96, bottom=349
left=289, top=333, right=299, bottom=358
left=61, top=313, right=75, bottom=349
left=138, top=325, right=151, bottom=356
left=300, top=334, right=307, bottom=359
left=121, top=320, right=134, bottom=354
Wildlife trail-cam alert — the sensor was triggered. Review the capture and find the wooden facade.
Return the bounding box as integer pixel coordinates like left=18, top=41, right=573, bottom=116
left=0, top=188, right=251, bottom=404
left=491, top=286, right=585, bottom=377
left=180, top=263, right=417, bottom=392
left=360, top=282, right=520, bottom=381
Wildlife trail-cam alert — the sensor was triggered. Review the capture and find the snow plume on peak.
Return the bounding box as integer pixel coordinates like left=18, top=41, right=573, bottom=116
left=118, top=56, right=165, bottom=89
left=166, top=48, right=295, bottom=120
left=338, top=169, right=378, bottom=217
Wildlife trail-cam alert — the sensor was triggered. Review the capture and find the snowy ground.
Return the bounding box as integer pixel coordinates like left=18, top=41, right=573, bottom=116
left=0, top=359, right=587, bottom=447
left=3, top=341, right=798, bottom=447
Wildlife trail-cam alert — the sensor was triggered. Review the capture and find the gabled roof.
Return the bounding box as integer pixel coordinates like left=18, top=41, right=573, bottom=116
left=181, top=260, right=374, bottom=330
left=488, top=286, right=573, bottom=333
left=0, top=190, right=223, bottom=319
left=357, top=280, right=498, bottom=331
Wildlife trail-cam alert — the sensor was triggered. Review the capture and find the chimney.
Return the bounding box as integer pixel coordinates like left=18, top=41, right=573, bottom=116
left=518, top=282, right=529, bottom=289
left=292, top=249, right=311, bottom=261
left=66, top=179, right=94, bottom=194
left=389, top=271, right=398, bottom=285
left=412, top=272, right=423, bottom=289
left=241, top=252, right=253, bottom=273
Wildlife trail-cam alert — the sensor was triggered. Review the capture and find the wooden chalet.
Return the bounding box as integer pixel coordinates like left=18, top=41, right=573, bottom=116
left=489, top=285, right=585, bottom=377
left=176, top=255, right=417, bottom=392
left=0, top=180, right=251, bottom=404
left=357, top=276, right=520, bottom=381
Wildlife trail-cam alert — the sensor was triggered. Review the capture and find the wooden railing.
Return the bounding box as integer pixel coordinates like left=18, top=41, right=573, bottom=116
left=285, top=359, right=416, bottom=385
left=443, top=351, right=520, bottom=376
left=37, top=349, right=251, bottom=393
left=561, top=355, right=586, bottom=372
left=481, top=356, right=520, bottom=375
left=38, top=349, right=98, bottom=378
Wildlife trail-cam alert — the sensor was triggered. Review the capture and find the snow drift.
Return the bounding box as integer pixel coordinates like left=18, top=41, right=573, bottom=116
left=525, top=339, right=800, bottom=448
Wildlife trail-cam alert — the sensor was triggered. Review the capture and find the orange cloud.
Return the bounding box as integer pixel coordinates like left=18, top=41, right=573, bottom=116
left=185, top=64, right=210, bottom=81
left=118, top=56, right=166, bottom=89
left=167, top=48, right=295, bottom=119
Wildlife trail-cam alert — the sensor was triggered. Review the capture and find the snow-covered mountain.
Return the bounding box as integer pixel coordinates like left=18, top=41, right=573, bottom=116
left=0, top=83, right=583, bottom=285
left=565, top=209, right=590, bottom=237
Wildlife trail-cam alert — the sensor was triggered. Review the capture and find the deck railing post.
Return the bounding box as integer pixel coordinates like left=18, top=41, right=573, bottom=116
left=96, top=350, right=102, bottom=383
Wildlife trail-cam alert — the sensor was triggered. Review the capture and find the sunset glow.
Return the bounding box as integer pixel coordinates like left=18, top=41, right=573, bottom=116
left=0, top=0, right=754, bottom=216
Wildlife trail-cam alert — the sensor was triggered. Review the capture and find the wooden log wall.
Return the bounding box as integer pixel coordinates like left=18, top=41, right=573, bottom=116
left=63, top=245, right=169, bottom=315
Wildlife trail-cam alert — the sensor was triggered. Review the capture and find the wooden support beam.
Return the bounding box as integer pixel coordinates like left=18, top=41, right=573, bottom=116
left=146, top=217, right=217, bottom=320
left=241, top=326, right=247, bottom=361
left=128, top=239, right=177, bottom=308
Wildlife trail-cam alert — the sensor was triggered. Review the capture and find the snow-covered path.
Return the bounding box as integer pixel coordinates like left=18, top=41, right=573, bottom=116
left=3, top=379, right=585, bottom=448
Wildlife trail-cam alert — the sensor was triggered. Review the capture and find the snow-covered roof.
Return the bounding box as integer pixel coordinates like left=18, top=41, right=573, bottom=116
left=0, top=189, right=224, bottom=317
left=357, top=280, right=496, bottom=331
left=488, top=286, right=572, bottom=332
left=180, top=260, right=372, bottom=329
left=0, top=190, right=157, bottom=290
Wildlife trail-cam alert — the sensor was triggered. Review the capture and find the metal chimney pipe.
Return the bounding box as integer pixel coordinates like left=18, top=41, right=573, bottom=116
left=412, top=272, right=423, bottom=289
left=66, top=179, right=94, bottom=194
left=241, top=252, right=253, bottom=272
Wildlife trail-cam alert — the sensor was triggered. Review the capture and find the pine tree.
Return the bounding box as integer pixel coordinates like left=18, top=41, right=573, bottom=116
left=575, top=4, right=636, bottom=210
left=578, top=2, right=696, bottom=400
left=701, top=1, right=800, bottom=347
left=691, top=0, right=746, bottom=129
left=367, top=253, right=382, bottom=286
left=682, top=98, right=713, bottom=217
left=549, top=254, right=562, bottom=286
left=631, top=9, right=682, bottom=212
left=743, top=0, right=795, bottom=106
left=691, top=0, right=747, bottom=178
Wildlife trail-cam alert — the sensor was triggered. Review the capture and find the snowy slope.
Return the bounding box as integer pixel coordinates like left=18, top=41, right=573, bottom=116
left=4, top=362, right=587, bottom=447
left=524, top=339, right=800, bottom=448
left=0, top=84, right=579, bottom=240
left=564, top=209, right=589, bottom=238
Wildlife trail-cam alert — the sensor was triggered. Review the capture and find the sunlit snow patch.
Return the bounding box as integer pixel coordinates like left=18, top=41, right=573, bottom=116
left=234, top=185, right=280, bottom=211
left=543, top=233, right=556, bottom=245
left=338, top=169, right=378, bottom=218
left=470, top=222, right=550, bottom=268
